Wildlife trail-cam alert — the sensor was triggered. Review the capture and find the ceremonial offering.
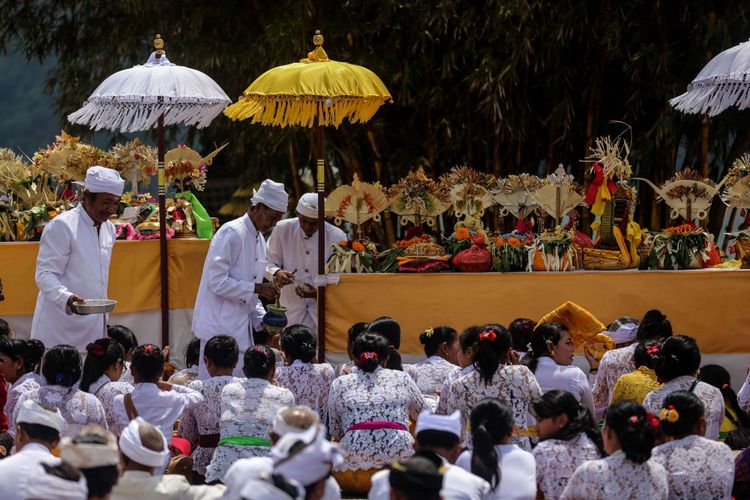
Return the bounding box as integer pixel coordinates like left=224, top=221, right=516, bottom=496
left=491, top=233, right=532, bottom=273
left=492, top=174, right=543, bottom=228
left=721, top=154, right=750, bottom=209
left=397, top=239, right=451, bottom=273
left=634, top=168, right=722, bottom=222
left=325, top=174, right=389, bottom=230
left=452, top=235, right=492, bottom=272
left=70, top=299, right=117, bottom=315
left=326, top=240, right=377, bottom=273
left=648, top=224, right=718, bottom=270
left=388, top=167, right=449, bottom=228
left=529, top=227, right=578, bottom=272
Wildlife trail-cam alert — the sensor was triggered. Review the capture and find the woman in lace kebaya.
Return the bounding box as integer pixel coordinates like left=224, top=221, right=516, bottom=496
left=179, top=335, right=239, bottom=483
left=532, top=390, right=604, bottom=500
left=440, top=325, right=542, bottom=450
left=328, top=332, right=427, bottom=495
left=79, top=337, right=132, bottom=437
left=407, top=326, right=460, bottom=411
left=205, top=344, right=294, bottom=484
left=610, top=339, right=662, bottom=405
left=561, top=401, right=668, bottom=500
left=592, top=311, right=670, bottom=418
left=0, top=338, right=45, bottom=436
left=275, top=324, right=335, bottom=423
left=18, top=345, right=107, bottom=438
left=107, top=324, right=138, bottom=386
left=651, top=391, right=734, bottom=500
left=698, top=364, right=750, bottom=444
left=642, top=335, right=725, bottom=440
left=455, top=397, right=537, bottom=500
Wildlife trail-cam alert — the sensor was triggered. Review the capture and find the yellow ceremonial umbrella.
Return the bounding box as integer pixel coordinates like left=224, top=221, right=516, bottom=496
left=224, top=30, right=392, bottom=359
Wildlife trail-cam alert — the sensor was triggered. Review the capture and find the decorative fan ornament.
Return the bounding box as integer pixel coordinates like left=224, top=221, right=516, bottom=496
left=492, top=174, right=543, bottom=218
left=32, top=130, right=112, bottom=182
left=164, top=143, right=227, bottom=192
left=439, top=166, right=496, bottom=220
left=388, top=167, right=449, bottom=227
left=532, top=165, right=586, bottom=225
left=110, top=139, right=158, bottom=189
left=721, top=154, right=750, bottom=209
left=633, top=168, right=723, bottom=221
left=325, top=173, right=389, bottom=226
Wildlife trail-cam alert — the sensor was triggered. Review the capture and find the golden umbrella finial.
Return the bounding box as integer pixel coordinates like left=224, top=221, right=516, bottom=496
left=301, top=30, right=329, bottom=63
left=154, top=34, right=165, bottom=58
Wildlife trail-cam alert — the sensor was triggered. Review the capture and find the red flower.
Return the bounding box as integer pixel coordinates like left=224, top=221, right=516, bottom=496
left=358, top=351, right=379, bottom=363
left=479, top=330, right=497, bottom=342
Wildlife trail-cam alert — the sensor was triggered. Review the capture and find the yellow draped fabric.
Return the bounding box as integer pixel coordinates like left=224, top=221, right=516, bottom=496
left=224, top=60, right=392, bottom=128
left=626, top=220, right=643, bottom=267
left=591, top=181, right=613, bottom=216
left=610, top=366, right=662, bottom=405
left=332, top=469, right=379, bottom=495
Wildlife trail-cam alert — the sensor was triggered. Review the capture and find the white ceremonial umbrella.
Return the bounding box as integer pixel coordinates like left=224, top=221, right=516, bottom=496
left=670, top=38, right=750, bottom=116
left=68, top=34, right=231, bottom=347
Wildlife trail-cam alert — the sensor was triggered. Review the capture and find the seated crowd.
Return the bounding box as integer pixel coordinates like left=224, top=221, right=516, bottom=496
left=0, top=310, right=746, bottom=499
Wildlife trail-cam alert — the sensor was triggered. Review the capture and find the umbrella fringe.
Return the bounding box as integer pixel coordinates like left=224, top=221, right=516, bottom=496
left=671, top=80, right=750, bottom=117
left=224, top=96, right=386, bottom=128
left=68, top=100, right=229, bottom=132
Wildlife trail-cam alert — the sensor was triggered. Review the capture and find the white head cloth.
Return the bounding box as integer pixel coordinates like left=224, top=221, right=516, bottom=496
left=415, top=410, right=462, bottom=438
left=60, top=426, right=119, bottom=469
left=296, top=193, right=319, bottom=219
left=74, top=166, right=125, bottom=196
left=271, top=406, right=320, bottom=437
left=118, top=417, right=169, bottom=468
left=252, top=179, right=288, bottom=212
left=17, top=399, right=66, bottom=433
left=272, top=424, right=343, bottom=487
left=239, top=476, right=297, bottom=500
left=609, top=323, right=638, bottom=344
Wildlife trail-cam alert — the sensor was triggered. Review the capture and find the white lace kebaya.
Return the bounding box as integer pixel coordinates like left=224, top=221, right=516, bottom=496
left=642, top=376, right=725, bottom=440
left=651, top=434, right=734, bottom=499
left=275, top=360, right=335, bottom=423
left=328, top=366, right=427, bottom=471
left=560, top=450, right=668, bottom=500
left=533, top=433, right=602, bottom=500
left=407, top=355, right=460, bottom=411
left=204, top=378, right=295, bottom=483
left=88, top=374, right=132, bottom=437
left=18, top=385, right=108, bottom=438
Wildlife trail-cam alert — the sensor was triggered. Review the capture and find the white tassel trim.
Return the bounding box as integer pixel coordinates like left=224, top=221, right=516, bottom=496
left=670, top=75, right=750, bottom=117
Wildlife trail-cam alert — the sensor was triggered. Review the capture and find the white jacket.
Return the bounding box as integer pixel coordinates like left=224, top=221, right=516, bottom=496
left=31, top=204, right=116, bottom=351
left=265, top=218, right=346, bottom=329
left=191, top=214, right=266, bottom=351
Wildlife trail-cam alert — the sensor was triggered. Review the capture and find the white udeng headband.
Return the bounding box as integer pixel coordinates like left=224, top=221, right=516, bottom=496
left=119, top=417, right=169, bottom=468
left=60, top=437, right=119, bottom=468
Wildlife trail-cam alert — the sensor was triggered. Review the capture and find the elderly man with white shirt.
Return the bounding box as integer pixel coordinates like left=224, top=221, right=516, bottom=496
left=266, top=193, right=346, bottom=331
left=31, top=166, right=124, bottom=352
left=0, top=400, right=87, bottom=500
left=192, top=179, right=287, bottom=379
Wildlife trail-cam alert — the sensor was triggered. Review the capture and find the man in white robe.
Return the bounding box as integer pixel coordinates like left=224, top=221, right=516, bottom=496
left=31, top=166, right=124, bottom=352
left=192, top=179, right=287, bottom=379
left=266, top=193, right=346, bottom=331
left=0, top=400, right=88, bottom=500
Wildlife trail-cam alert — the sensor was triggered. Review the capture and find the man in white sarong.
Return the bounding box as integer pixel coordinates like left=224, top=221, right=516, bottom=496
left=31, top=166, right=124, bottom=352
left=192, top=179, right=287, bottom=379
left=266, top=193, right=346, bottom=331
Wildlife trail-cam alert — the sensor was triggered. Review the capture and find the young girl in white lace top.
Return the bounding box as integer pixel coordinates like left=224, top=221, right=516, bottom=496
left=179, top=335, right=239, bottom=482
left=80, top=338, right=132, bottom=437
left=532, top=390, right=604, bottom=500
left=407, top=326, right=460, bottom=411
left=440, top=325, right=542, bottom=450
left=652, top=391, right=734, bottom=500
left=18, top=345, right=108, bottom=438
left=328, top=332, right=427, bottom=495
left=561, top=401, right=668, bottom=500
left=642, top=335, right=725, bottom=440
left=205, top=344, right=294, bottom=484
left=0, top=338, right=45, bottom=436
left=107, top=325, right=138, bottom=386
left=275, top=324, right=335, bottom=423
left=455, top=397, right=536, bottom=500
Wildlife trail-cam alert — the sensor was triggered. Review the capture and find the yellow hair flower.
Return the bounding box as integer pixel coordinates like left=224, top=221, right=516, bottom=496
left=659, top=405, right=679, bottom=423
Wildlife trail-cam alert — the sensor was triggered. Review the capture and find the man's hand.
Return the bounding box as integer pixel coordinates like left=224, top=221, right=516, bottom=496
left=295, top=282, right=317, bottom=299
left=67, top=294, right=85, bottom=314
left=584, top=345, right=600, bottom=371
left=157, top=381, right=173, bottom=392
left=255, top=282, right=280, bottom=301
left=273, top=270, right=295, bottom=286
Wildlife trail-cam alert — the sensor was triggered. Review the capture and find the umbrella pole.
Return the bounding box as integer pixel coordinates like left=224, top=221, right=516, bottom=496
left=316, top=123, right=326, bottom=362
left=157, top=114, right=170, bottom=349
